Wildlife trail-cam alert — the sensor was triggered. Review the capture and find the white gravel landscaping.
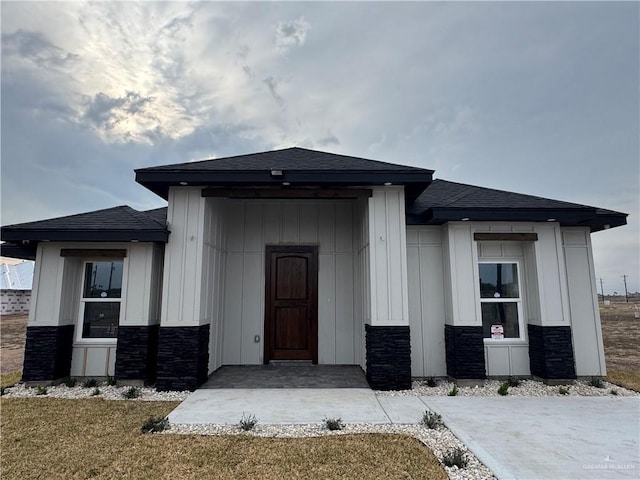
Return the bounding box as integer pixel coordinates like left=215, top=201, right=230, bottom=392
left=1, top=382, right=189, bottom=401
left=378, top=378, right=638, bottom=397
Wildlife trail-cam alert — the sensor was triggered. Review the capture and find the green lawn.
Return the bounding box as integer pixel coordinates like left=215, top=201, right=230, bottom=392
left=1, top=398, right=447, bottom=480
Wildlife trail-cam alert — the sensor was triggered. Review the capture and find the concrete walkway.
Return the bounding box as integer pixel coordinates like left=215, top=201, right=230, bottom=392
left=169, top=391, right=640, bottom=479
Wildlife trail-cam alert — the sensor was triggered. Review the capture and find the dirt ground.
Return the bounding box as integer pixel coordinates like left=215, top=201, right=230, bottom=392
left=599, top=301, right=640, bottom=371
left=1, top=303, right=639, bottom=374
left=0, top=313, right=27, bottom=373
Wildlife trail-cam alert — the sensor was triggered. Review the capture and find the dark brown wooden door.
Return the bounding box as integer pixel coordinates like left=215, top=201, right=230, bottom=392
left=264, top=246, right=318, bottom=363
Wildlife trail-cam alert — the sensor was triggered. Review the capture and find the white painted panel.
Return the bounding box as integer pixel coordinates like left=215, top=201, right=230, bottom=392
left=406, top=227, right=418, bottom=245
left=31, top=244, right=63, bottom=326
left=85, top=347, right=109, bottom=376
left=407, top=245, right=425, bottom=376
left=418, top=229, right=441, bottom=246
left=535, top=226, right=569, bottom=325
left=564, top=244, right=605, bottom=375
left=222, top=254, right=244, bottom=364
left=244, top=203, right=263, bottom=253
left=562, top=230, right=588, bottom=246
left=318, top=254, right=336, bottom=364
left=240, top=254, right=263, bottom=364
left=281, top=203, right=299, bottom=243
left=59, top=258, right=82, bottom=325
left=480, top=243, right=502, bottom=257
left=421, top=245, right=447, bottom=376
left=510, top=345, right=531, bottom=376
left=485, top=346, right=510, bottom=376
left=448, top=225, right=478, bottom=325
left=299, top=203, right=319, bottom=243
left=335, top=203, right=353, bottom=253
left=226, top=202, right=245, bottom=253
left=70, top=347, right=85, bottom=376
left=318, top=203, right=335, bottom=253
left=107, top=347, right=116, bottom=376
left=335, top=254, right=354, bottom=364
left=122, top=244, right=152, bottom=326
left=263, top=202, right=282, bottom=244
left=503, top=242, right=524, bottom=257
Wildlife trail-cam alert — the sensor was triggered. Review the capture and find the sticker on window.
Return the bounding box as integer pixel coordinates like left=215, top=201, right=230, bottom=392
left=490, top=324, right=504, bottom=339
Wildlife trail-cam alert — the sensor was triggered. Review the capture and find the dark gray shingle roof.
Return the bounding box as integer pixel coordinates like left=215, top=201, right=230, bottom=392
left=407, top=179, right=627, bottom=231
left=135, top=147, right=434, bottom=200
left=140, top=147, right=430, bottom=172
left=1, top=206, right=169, bottom=243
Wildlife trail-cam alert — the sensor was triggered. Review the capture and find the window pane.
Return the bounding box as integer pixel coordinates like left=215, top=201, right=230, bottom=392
left=479, top=263, right=519, bottom=298
left=481, top=302, right=520, bottom=339
left=82, top=302, right=119, bottom=338
left=83, top=262, right=123, bottom=298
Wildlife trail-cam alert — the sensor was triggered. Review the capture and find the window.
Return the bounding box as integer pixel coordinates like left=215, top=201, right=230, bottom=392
left=478, top=262, right=523, bottom=340
left=79, top=261, right=123, bottom=340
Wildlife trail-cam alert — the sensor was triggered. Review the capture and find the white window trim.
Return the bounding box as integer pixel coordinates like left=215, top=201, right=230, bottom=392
left=478, top=259, right=526, bottom=343
left=75, top=259, right=124, bottom=345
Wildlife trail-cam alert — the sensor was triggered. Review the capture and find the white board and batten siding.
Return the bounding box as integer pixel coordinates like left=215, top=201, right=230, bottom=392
left=406, top=226, right=447, bottom=377
left=561, top=227, right=606, bottom=376
left=221, top=199, right=361, bottom=366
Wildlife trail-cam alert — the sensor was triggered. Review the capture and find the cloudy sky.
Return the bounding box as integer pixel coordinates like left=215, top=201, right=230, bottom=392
left=1, top=2, right=638, bottom=293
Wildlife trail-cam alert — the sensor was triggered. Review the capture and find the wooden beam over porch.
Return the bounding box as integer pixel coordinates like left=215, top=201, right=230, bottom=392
left=201, top=187, right=372, bottom=199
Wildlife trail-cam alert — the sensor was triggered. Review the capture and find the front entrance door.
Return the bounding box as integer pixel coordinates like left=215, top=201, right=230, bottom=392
left=264, top=246, right=318, bottom=363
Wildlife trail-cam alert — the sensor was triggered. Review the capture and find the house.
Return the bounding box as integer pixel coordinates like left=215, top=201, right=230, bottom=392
left=0, top=148, right=627, bottom=390
left=0, top=257, right=34, bottom=314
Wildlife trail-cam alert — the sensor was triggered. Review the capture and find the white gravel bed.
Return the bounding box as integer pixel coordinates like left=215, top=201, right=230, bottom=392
left=167, top=421, right=495, bottom=480
left=1, top=382, right=189, bottom=401
left=377, top=378, right=638, bottom=397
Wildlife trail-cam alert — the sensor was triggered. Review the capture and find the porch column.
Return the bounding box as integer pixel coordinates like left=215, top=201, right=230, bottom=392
left=528, top=224, right=576, bottom=381
left=442, top=224, right=486, bottom=381
left=22, top=244, right=74, bottom=383
left=365, top=187, right=411, bottom=390
left=156, top=187, right=210, bottom=391
left=114, top=244, right=163, bottom=385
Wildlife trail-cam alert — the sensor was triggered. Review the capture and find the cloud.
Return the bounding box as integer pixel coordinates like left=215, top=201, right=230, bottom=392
left=317, top=131, right=339, bottom=147
left=263, top=76, right=285, bottom=108
left=275, top=17, right=310, bottom=52
left=83, top=91, right=154, bottom=131
left=1, top=29, right=79, bottom=68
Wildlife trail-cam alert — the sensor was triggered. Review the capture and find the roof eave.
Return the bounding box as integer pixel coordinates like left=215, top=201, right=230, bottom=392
left=1, top=229, right=170, bottom=243
left=409, top=207, right=627, bottom=232
left=135, top=170, right=433, bottom=200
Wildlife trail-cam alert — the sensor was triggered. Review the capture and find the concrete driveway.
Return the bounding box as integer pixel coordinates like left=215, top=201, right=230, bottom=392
left=170, top=391, right=639, bottom=480
left=423, top=396, right=640, bottom=480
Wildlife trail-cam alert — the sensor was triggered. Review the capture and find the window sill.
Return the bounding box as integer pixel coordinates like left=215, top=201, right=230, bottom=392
left=73, top=339, right=117, bottom=347
left=483, top=339, right=528, bottom=345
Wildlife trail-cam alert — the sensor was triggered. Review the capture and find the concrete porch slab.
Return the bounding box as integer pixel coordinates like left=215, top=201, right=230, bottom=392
left=168, top=388, right=392, bottom=425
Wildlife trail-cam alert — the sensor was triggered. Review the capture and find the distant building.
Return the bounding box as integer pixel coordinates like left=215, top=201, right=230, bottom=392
left=0, top=257, right=34, bottom=314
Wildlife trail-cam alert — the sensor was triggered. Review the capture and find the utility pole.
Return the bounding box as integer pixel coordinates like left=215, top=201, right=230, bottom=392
left=599, top=278, right=605, bottom=304
left=622, top=275, right=629, bottom=303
